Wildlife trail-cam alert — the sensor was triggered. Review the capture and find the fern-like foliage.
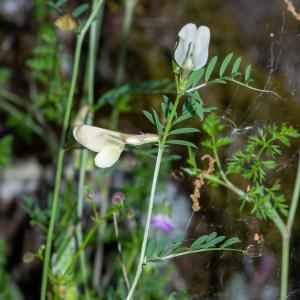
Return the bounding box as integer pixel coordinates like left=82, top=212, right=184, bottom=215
left=26, top=25, right=69, bottom=125
left=201, top=113, right=299, bottom=219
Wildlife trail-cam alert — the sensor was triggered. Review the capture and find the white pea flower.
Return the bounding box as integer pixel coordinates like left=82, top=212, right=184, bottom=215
left=174, top=23, right=210, bottom=71
left=73, top=125, right=158, bottom=168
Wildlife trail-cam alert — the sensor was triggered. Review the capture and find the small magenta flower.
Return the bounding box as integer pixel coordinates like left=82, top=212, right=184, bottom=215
left=174, top=23, right=210, bottom=72
left=151, top=214, right=174, bottom=233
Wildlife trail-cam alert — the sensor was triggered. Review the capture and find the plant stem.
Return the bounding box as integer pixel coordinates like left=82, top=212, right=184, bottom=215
left=110, top=0, right=138, bottom=130
left=280, top=155, right=300, bottom=300
left=126, top=146, right=163, bottom=300
left=115, top=0, right=138, bottom=86
left=159, top=247, right=245, bottom=261
left=127, top=92, right=183, bottom=299
left=113, top=213, right=131, bottom=292
left=281, top=234, right=290, bottom=300
left=40, top=3, right=103, bottom=299
left=287, top=155, right=300, bottom=232
left=76, top=0, right=103, bottom=297
left=208, top=147, right=300, bottom=300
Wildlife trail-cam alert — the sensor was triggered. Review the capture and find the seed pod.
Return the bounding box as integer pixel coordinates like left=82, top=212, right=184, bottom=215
left=54, top=14, right=79, bottom=32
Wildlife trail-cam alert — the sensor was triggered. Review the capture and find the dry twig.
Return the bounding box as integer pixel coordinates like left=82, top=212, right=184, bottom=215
left=190, top=154, right=216, bottom=212
left=284, top=0, right=300, bottom=21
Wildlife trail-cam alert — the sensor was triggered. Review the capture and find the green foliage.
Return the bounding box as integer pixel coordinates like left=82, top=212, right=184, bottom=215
left=227, top=124, right=299, bottom=183
left=146, top=233, right=241, bottom=263
left=201, top=113, right=233, bottom=149
left=96, top=79, right=174, bottom=111
left=0, top=68, right=11, bottom=84
left=72, top=4, right=90, bottom=18
left=0, top=237, right=22, bottom=300
left=186, top=53, right=253, bottom=91
left=21, top=195, right=51, bottom=230
left=0, top=135, right=13, bottom=167
left=201, top=113, right=299, bottom=220
left=26, top=25, right=69, bottom=125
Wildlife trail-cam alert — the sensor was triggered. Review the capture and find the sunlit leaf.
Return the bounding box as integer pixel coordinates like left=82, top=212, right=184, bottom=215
left=188, top=68, right=205, bottom=87
left=56, top=0, right=70, bottom=8
left=231, top=57, right=242, bottom=75
left=167, top=139, right=197, bottom=148
left=146, top=239, right=157, bottom=260
left=205, top=56, right=218, bottom=82
left=143, top=110, right=155, bottom=125
left=221, top=237, right=241, bottom=248
left=169, top=127, right=200, bottom=135
left=156, top=238, right=168, bottom=256
left=191, top=235, right=208, bottom=250
left=244, top=64, right=251, bottom=82
left=152, top=109, right=163, bottom=134
left=205, top=236, right=226, bottom=247
left=219, top=52, right=233, bottom=77
left=72, top=4, right=89, bottom=18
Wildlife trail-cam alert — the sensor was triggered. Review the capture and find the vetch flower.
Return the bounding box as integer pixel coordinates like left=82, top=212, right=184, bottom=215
left=151, top=214, right=174, bottom=233
left=73, top=125, right=158, bottom=168
left=174, top=23, right=210, bottom=71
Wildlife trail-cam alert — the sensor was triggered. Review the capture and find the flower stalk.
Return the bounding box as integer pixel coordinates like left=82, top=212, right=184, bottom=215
left=40, top=2, right=103, bottom=299
left=76, top=0, right=103, bottom=297
left=126, top=90, right=184, bottom=299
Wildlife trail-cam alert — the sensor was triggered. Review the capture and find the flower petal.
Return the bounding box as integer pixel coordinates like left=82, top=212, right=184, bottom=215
left=73, top=125, right=125, bottom=152
left=94, top=143, right=124, bottom=168
left=174, top=23, right=197, bottom=67
left=125, top=133, right=159, bottom=145
left=193, top=26, right=210, bottom=70
left=151, top=214, right=174, bottom=233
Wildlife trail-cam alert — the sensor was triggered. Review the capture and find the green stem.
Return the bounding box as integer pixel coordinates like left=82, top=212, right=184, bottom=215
left=126, top=146, right=163, bottom=300
left=127, top=92, right=183, bottom=299
left=110, top=0, right=138, bottom=130
left=279, top=155, right=300, bottom=300
left=287, top=155, right=300, bottom=233
left=281, top=234, right=290, bottom=300
left=76, top=150, right=90, bottom=297
left=115, top=0, right=138, bottom=86
left=40, top=3, right=103, bottom=299
left=159, top=247, right=245, bottom=261
left=208, top=144, right=297, bottom=300
left=76, top=1, right=103, bottom=297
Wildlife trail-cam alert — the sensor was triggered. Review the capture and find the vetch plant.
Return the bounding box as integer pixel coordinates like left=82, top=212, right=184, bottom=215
left=39, top=11, right=293, bottom=298
left=69, top=20, right=286, bottom=299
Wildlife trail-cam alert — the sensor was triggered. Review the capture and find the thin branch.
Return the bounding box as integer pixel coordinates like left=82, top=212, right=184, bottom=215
left=113, top=213, right=131, bottom=292
left=284, top=0, right=300, bottom=21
